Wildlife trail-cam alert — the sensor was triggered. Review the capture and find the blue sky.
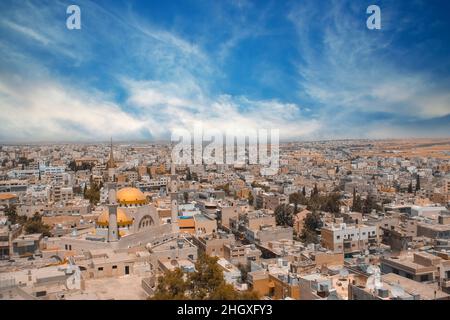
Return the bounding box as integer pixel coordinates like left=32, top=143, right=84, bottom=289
left=0, top=0, right=449, bottom=142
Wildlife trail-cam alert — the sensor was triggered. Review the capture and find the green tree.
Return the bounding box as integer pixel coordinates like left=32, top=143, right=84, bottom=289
left=151, top=268, right=188, bottom=300
left=415, top=175, right=421, bottom=191
left=5, top=205, right=18, bottom=225
left=84, top=179, right=101, bottom=205
left=186, top=169, right=192, bottom=181
left=151, top=253, right=259, bottom=300
left=320, top=193, right=341, bottom=214
left=408, top=181, right=413, bottom=194
left=236, top=263, right=249, bottom=283
left=189, top=254, right=225, bottom=299
left=68, top=160, right=77, bottom=172
left=313, top=184, right=319, bottom=196
left=274, top=204, right=294, bottom=227
left=289, top=192, right=304, bottom=213
left=351, top=188, right=363, bottom=212
left=300, top=211, right=322, bottom=244
left=24, top=213, right=51, bottom=237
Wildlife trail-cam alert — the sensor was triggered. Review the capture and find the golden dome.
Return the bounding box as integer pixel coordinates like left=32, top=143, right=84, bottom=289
left=116, top=187, right=148, bottom=205
left=96, top=208, right=133, bottom=227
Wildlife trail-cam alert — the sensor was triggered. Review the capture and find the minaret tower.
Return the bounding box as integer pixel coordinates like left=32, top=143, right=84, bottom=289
left=107, top=138, right=117, bottom=182
left=107, top=182, right=119, bottom=242
left=107, top=137, right=116, bottom=169
left=170, top=192, right=179, bottom=233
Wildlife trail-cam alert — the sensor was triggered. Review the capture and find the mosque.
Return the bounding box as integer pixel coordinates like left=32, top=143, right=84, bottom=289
left=94, top=186, right=160, bottom=239
left=44, top=141, right=180, bottom=252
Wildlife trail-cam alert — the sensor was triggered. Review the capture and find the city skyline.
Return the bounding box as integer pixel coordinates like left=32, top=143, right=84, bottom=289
left=0, top=0, right=450, bottom=142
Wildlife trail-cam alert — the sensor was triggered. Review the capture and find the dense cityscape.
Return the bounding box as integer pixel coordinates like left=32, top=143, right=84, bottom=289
left=1, top=138, right=449, bottom=300
left=1, top=0, right=450, bottom=309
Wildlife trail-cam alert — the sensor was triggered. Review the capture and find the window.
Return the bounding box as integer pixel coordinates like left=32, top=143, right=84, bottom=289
left=98, top=267, right=103, bottom=271
left=112, top=265, right=117, bottom=269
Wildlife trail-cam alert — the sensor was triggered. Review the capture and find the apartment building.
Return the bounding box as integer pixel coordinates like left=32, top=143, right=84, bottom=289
left=321, top=223, right=377, bottom=257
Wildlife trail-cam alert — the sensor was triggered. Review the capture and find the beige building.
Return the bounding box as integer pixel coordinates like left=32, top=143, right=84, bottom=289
left=223, top=243, right=261, bottom=266
left=381, top=251, right=450, bottom=290
left=349, top=272, right=450, bottom=300
left=321, top=222, right=377, bottom=256
left=193, top=232, right=235, bottom=257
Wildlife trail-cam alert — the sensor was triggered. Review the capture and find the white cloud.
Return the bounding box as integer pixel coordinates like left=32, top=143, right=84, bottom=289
left=123, top=79, right=321, bottom=140
left=288, top=0, right=450, bottom=121
left=0, top=77, right=149, bottom=142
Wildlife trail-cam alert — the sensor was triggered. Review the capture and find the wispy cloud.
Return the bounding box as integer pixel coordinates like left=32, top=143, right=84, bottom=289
left=0, top=0, right=448, bottom=142
left=286, top=0, right=450, bottom=138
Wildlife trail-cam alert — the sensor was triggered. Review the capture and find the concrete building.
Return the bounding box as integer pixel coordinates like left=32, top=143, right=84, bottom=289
left=321, top=223, right=377, bottom=257
left=380, top=251, right=450, bottom=286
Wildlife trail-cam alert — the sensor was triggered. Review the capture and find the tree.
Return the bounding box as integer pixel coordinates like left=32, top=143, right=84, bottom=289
left=24, top=213, right=51, bottom=237
left=313, top=184, right=319, bottom=196
left=248, top=193, right=254, bottom=206
left=84, top=178, right=101, bottom=205
left=289, top=192, right=303, bottom=213
left=362, top=194, right=382, bottom=214
left=5, top=205, right=18, bottom=225
left=186, top=169, right=192, bottom=181
left=151, top=253, right=259, bottom=300
left=68, top=160, right=77, bottom=172
left=416, top=175, right=421, bottom=191
left=320, top=192, right=341, bottom=214
left=408, top=181, right=413, bottom=194
left=352, top=188, right=363, bottom=212
left=274, top=204, right=294, bottom=227
left=236, top=263, right=249, bottom=283
left=183, top=191, right=189, bottom=204
left=302, top=186, right=306, bottom=197
left=189, top=254, right=225, bottom=299
left=152, top=268, right=188, bottom=300
left=300, top=211, right=322, bottom=244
